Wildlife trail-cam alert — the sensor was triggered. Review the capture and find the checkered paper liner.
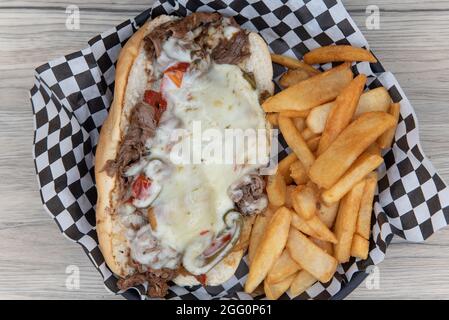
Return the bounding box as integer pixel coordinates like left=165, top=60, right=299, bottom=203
left=30, top=0, right=449, bottom=300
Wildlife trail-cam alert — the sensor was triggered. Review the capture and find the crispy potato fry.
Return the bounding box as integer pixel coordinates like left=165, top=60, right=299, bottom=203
left=291, top=211, right=319, bottom=238
left=290, top=160, right=308, bottom=185
left=310, top=238, right=334, bottom=255
left=287, top=228, right=338, bottom=283
left=321, top=152, right=383, bottom=204
left=277, top=153, right=297, bottom=185
left=293, top=117, right=306, bottom=132
left=292, top=186, right=317, bottom=220
left=317, top=74, right=367, bottom=155
left=267, top=173, right=287, bottom=207
left=307, top=215, right=338, bottom=244
left=263, top=63, right=353, bottom=112
left=356, top=172, right=378, bottom=240
left=307, top=87, right=391, bottom=134
left=304, top=45, right=377, bottom=65
left=245, top=207, right=292, bottom=293
left=266, top=113, right=279, bottom=126
left=318, top=201, right=340, bottom=228
left=309, top=112, right=396, bottom=189
left=377, top=103, right=400, bottom=149
left=366, top=143, right=381, bottom=157
left=280, top=110, right=310, bottom=118
left=350, top=234, right=370, bottom=260
left=307, top=136, right=321, bottom=153
left=278, top=116, right=315, bottom=170
left=270, top=54, right=320, bottom=75
left=266, top=249, right=301, bottom=284
left=289, top=270, right=317, bottom=298
left=280, top=69, right=312, bottom=88
left=354, top=87, right=392, bottom=117
left=301, top=127, right=318, bottom=141
left=264, top=273, right=297, bottom=300
left=248, top=207, right=275, bottom=265
left=285, top=185, right=296, bottom=209
left=333, top=180, right=365, bottom=263
left=306, top=102, right=335, bottom=134
left=233, top=215, right=256, bottom=252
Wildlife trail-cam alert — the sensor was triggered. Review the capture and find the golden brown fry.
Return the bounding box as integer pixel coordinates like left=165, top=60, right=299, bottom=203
left=290, top=160, right=308, bottom=185
left=350, top=234, right=370, bottom=260
left=293, top=117, right=306, bottom=132
left=287, top=228, right=338, bottom=283
left=304, top=45, right=377, bottom=65
left=292, top=185, right=317, bottom=220
left=309, top=112, right=396, bottom=189
left=301, top=127, right=318, bottom=141
left=280, top=110, right=310, bottom=118
left=270, top=54, right=320, bottom=75
left=318, top=201, right=340, bottom=228
left=366, top=143, right=381, bottom=157
left=245, top=207, right=292, bottom=293
left=289, top=270, right=317, bottom=298
left=307, top=136, right=321, bottom=153
left=248, top=207, right=275, bottom=265
left=377, top=103, right=400, bottom=149
left=266, top=249, right=301, bottom=284
left=266, top=113, right=279, bottom=126
left=263, top=63, right=353, bottom=112
left=285, top=185, right=296, bottom=209
left=233, top=215, right=256, bottom=252
left=306, top=102, right=335, bottom=134
left=354, top=87, right=392, bottom=118
left=307, top=215, right=338, bottom=244
left=333, top=180, right=365, bottom=263
left=280, top=69, right=311, bottom=88
left=317, top=74, right=367, bottom=155
left=356, top=172, right=378, bottom=240
left=321, top=152, right=383, bottom=204
left=291, top=211, right=319, bottom=238
left=264, top=273, right=297, bottom=300
left=267, top=173, right=287, bottom=207
left=277, top=153, right=297, bottom=185
left=310, top=238, right=334, bottom=255
left=278, top=116, right=315, bottom=170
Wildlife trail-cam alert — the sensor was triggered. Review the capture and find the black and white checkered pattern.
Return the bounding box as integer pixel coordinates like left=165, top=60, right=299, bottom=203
left=30, top=0, right=449, bottom=300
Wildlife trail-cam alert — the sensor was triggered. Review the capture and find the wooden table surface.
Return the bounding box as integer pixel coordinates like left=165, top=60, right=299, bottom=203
left=1, top=0, right=449, bottom=300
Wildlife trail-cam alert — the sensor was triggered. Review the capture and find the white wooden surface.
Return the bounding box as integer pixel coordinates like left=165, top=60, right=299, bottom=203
left=0, top=0, right=448, bottom=300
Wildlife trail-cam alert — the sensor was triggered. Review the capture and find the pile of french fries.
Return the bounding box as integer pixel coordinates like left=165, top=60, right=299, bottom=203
left=245, top=45, right=400, bottom=300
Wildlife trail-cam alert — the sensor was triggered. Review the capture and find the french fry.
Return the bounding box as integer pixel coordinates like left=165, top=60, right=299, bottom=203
left=307, top=87, right=391, bottom=134
left=293, top=117, right=306, bottom=132
left=317, top=74, right=367, bottom=155
left=354, top=87, right=391, bottom=117
left=356, top=172, right=378, bottom=240
left=292, top=186, right=317, bottom=220
left=377, top=103, right=400, bottom=149
left=366, top=143, right=381, bottom=157
left=321, top=152, right=383, bottom=204
left=287, top=228, right=338, bottom=283
left=333, top=180, right=365, bottom=263
left=280, top=110, right=310, bottom=118
left=278, top=116, right=315, bottom=170
left=290, top=160, right=308, bottom=185
left=310, top=238, right=334, bottom=255
left=263, top=63, right=353, bottom=112
left=280, top=69, right=312, bottom=88
left=285, top=185, right=296, bottom=209
left=289, top=270, right=317, bottom=298
left=267, top=173, right=287, bottom=206
left=318, top=201, right=340, bottom=228
left=277, top=153, right=297, bottom=185
left=264, top=273, right=297, bottom=300
left=307, top=136, right=321, bottom=153
left=309, top=112, right=396, bottom=189
left=266, top=113, right=279, bottom=126
left=291, top=211, right=319, bottom=238
left=270, top=54, right=320, bottom=75
left=266, top=249, right=301, bottom=284
left=245, top=207, right=292, bottom=293
left=301, top=127, right=318, bottom=141
left=304, top=45, right=377, bottom=65
left=248, top=207, right=275, bottom=265
left=350, top=234, right=370, bottom=260
left=233, top=215, right=256, bottom=252
left=307, top=215, right=338, bottom=244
